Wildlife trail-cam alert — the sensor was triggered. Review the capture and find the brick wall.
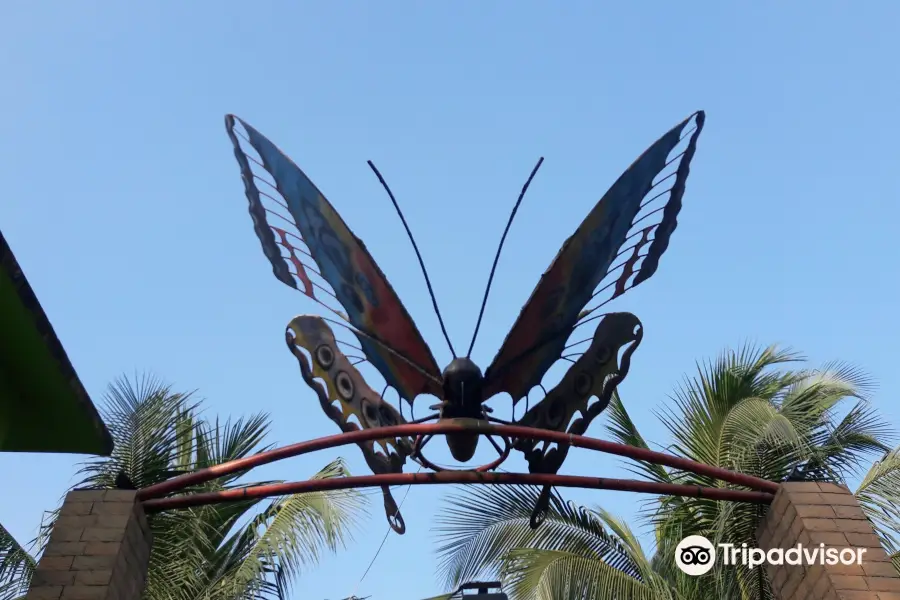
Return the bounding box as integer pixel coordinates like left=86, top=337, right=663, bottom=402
left=26, top=489, right=152, bottom=600
left=756, top=481, right=900, bottom=600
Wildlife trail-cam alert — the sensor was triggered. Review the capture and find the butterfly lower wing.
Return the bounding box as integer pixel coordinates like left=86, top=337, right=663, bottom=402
left=286, top=315, right=413, bottom=533
left=226, top=115, right=442, bottom=403
left=514, top=312, right=643, bottom=528
left=483, top=111, right=705, bottom=401
left=513, top=312, right=643, bottom=474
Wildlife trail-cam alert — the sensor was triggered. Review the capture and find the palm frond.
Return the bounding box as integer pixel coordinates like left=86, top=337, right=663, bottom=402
left=807, top=360, right=878, bottom=400
left=801, top=401, right=894, bottom=481
left=657, top=344, right=804, bottom=469
left=582, top=508, right=678, bottom=598
left=198, top=413, right=273, bottom=472
left=604, top=393, right=672, bottom=484
left=430, top=343, right=896, bottom=600
left=75, top=374, right=199, bottom=489
left=205, top=458, right=367, bottom=600
left=855, top=446, right=900, bottom=552
left=141, top=415, right=355, bottom=600
left=434, top=486, right=641, bottom=591
left=0, top=524, right=34, bottom=600
left=501, top=548, right=660, bottom=600
left=5, top=373, right=367, bottom=600
left=718, top=397, right=808, bottom=481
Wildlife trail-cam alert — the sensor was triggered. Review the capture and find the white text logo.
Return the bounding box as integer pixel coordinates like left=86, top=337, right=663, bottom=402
left=675, top=536, right=868, bottom=575
left=719, top=543, right=867, bottom=569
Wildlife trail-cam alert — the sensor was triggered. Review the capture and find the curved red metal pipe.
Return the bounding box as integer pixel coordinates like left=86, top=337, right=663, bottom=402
left=136, top=420, right=780, bottom=501
left=141, top=471, right=774, bottom=512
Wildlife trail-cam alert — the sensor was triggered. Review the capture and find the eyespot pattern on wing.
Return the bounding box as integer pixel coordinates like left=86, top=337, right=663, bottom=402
left=284, top=315, right=413, bottom=533
left=287, top=315, right=411, bottom=458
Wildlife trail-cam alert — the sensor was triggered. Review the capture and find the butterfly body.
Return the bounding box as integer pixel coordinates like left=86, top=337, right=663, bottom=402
left=226, top=110, right=705, bottom=533
left=438, top=357, right=488, bottom=460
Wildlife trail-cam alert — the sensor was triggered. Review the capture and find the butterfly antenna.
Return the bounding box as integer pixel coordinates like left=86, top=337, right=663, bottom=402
left=466, top=157, right=544, bottom=358
left=367, top=160, right=457, bottom=359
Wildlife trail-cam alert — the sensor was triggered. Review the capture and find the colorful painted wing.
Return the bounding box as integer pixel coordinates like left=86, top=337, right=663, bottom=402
left=286, top=316, right=414, bottom=533
left=482, top=111, right=705, bottom=402
left=225, top=115, right=442, bottom=403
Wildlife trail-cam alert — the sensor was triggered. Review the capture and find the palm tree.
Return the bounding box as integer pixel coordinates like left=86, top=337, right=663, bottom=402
left=432, top=344, right=900, bottom=600
left=0, top=375, right=368, bottom=600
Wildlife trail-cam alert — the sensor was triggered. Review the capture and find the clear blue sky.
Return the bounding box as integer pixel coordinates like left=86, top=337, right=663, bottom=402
left=2, top=2, right=898, bottom=599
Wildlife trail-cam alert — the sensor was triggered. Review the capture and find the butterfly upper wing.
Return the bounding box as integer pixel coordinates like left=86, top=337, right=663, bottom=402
left=483, top=111, right=705, bottom=402
left=225, top=115, right=442, bottom=403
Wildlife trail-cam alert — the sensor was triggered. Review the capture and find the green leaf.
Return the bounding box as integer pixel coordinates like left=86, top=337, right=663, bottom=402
left=3, top=373, right=370, bottom=600
left=434, top=343, right=896, bottom=600
left=0, top=523, right=35, bottom=600
left=855, top=446, right=900, bottom=552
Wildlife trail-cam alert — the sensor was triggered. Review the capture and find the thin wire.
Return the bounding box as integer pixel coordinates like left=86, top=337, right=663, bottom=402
left=467, top=157, right=545, bottom=358
left=351, top=466, right=423, bottom=597
left=367, top=160, right=457, bottom=359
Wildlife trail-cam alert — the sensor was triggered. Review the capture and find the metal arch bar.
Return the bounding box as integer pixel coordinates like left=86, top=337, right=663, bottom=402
left=141, top=471, right=774, bottom=513
left=136, top=420, right=780, bottom=501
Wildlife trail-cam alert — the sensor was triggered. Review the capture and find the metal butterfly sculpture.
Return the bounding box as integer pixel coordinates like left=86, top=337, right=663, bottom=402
left=225, top=111, right=704, bottom=534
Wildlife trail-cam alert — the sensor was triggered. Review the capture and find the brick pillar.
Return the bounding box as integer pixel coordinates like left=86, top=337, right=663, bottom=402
left=756, top=481, right=900, bottom=600
left=26, top=489, right=152, bottom=600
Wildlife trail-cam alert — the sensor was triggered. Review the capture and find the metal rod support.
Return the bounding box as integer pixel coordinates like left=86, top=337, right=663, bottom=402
left=141, top=471, right=775, bottom=512
left=137, top=420, right=779, bottom=501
